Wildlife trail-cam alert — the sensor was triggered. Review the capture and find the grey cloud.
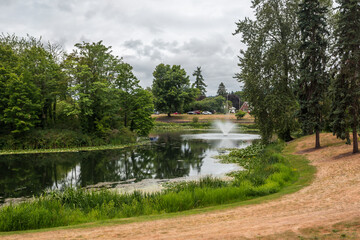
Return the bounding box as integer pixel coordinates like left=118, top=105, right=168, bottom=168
left=57, top=1, right=72, bottom=12
left=1, top=0, right=254, bottom=95
left=124, top=39, right=143, bottom=50
left=123, top=40, right=163, bottom=60
left=152, top=39, right=178, bottom=50
left=79, top=35, right=91, bottom=43
left=1, top=0, right=14, bottom=6
left=181, top=36, right=227, bottom=58
left=85, top=9, right=97, bottom=19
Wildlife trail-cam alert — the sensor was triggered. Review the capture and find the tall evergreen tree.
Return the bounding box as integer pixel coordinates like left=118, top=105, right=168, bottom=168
left=217, top=82, right=227, bottom=97
left=192, top=66, right=207, bottom=96
left=331, top=0, right=360, bottom=153
left=297, top=0, right=329, bottom=148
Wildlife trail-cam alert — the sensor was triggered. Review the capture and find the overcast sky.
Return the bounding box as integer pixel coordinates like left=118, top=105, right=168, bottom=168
left=1, top=0, right=254, bottom=95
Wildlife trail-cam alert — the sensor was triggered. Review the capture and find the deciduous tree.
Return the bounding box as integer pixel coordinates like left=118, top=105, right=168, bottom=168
left=234, top=0, right=300, bottom=143
left=152, top=64, right=196, bottom=117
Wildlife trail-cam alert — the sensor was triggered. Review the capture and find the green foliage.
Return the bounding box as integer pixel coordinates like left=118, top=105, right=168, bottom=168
left=128, top=89, right=155, bottom=136
left=192, top=66, right=207, bottom=96
left=234, top=0, right=300, bottom=143
left=0, top=128, right=136, bottom=150
left=297, top=0, right=329, bottom=148
left=189, top=96, right=226, bottom=113
left=330, top=0, right=360, bottom=153
left=192, top=116, right=199, bottom=123
left=163, top=176, right=229, bottom=193
left=216, top=82, right=227, bottom=97
left=65, top=41, right=129, bottom=133
left=235, top=110, right=246, bottom=120
left=2, top=74, right=41, bottom=134
left=222, top=142, right=293, bottom=188
left=0, top=42, right=42, bottom=135
left=0, top=35, right=67, bottom=133
left=0, top=36, right=154, bottom=150
left=152, top=64, right=197, bottom=116
left=224, top=143, right=265, bottom=162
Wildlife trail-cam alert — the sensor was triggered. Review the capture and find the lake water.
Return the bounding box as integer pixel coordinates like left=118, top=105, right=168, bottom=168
left=0, top=131, right=260, bottom=203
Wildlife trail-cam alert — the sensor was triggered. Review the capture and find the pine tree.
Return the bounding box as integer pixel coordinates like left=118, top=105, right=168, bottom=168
left=297, top=0, right=329, bottom=148
left=217, top=82, right=227, bottom=97
left=192, top=66, right=207, bottom=96
left=331, top=0, right=360, bottom=153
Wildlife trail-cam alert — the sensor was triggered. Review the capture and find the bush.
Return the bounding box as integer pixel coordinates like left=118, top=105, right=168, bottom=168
left=192, top=116, right=199, bottom=123
left=235, top=110, right=246, bottom=120
left=0, top=128, right=137, bottom=150
left=188, top=96, right=226, bottom=113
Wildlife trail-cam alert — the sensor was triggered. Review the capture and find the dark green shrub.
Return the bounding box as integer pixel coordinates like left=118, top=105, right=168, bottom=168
left=235, top=110, right=246, bottom=120
left=0, top=127, right=137, bottom=150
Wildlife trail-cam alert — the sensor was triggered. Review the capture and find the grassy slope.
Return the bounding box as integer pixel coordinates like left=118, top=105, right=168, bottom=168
left=0, top=137, right=315, bottom=236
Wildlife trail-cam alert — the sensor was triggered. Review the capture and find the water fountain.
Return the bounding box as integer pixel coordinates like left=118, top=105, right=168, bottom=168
left=214, top=120, right=235, bottom=136
left=181, top=120, right=260, bottom=148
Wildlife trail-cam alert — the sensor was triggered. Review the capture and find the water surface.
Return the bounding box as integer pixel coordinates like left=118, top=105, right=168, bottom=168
left=0, top=131, right=260, bottom=203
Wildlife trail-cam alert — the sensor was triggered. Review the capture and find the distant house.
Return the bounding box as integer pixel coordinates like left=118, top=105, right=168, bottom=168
left=229, top=107, right=236, bottom=113
left=240, top=102, right=250, bottom=113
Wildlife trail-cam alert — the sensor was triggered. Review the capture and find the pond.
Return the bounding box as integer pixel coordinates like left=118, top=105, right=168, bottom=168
left=0, top=130, right=260, bottom=204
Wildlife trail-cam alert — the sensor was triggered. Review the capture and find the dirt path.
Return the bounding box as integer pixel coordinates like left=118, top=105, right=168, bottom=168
left=3, top=133, right=360, bottom=239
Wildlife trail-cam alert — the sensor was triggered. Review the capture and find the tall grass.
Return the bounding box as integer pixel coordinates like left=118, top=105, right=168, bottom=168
left=0, top=142, right=297, bottom=232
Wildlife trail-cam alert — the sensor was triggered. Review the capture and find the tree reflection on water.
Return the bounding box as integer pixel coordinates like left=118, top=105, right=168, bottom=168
left=0, top=132, right=211, bottom=202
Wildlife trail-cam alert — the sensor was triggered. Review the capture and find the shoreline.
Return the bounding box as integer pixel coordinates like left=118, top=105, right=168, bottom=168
left=0, top=140, right=150, bottom=156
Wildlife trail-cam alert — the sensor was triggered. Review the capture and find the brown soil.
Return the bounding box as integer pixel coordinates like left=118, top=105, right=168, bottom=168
left=3, top=133, right=360, bottom=240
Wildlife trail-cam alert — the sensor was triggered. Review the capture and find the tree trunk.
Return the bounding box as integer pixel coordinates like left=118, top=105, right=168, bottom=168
left=53, top=100, right=57, bottom=122
left=279, top=128, right=293, bottom=142
left=353, top=128, right=359, bottom=153
left=315, top=129, right=321, bottom=149
left=124, top=113, right=127, bottom=127
left=167, top=113, right=171, bottom=117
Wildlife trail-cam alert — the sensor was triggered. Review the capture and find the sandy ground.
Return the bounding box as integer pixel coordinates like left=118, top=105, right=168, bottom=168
left=2, top=133, right=360, bottom=239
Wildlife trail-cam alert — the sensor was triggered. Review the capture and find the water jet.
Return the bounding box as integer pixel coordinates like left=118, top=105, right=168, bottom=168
left=213, top=120, right=236, bottom=136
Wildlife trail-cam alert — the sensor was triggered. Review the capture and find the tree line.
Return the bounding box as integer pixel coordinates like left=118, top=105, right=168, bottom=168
left=0, top=34, right=235, bottom=149
left=0, top=35, right=154, bottom=149
left=151, top=64, right=241, bottom=116
left=235, top=0, right=360, bottom=153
